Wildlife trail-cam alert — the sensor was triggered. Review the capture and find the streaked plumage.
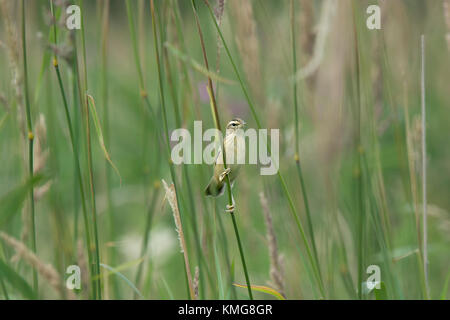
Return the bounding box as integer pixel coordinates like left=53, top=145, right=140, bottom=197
left=205, top=118, right=246, bottom=197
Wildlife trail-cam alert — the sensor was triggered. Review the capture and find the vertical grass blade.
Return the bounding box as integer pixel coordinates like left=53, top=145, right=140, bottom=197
left=150, top=0, right=192, bottom=299
left=290, top=0, right=320, bottom=280
left=49, top=0, right=95, bottom=299
left=21, top=0, right=37, bottom=293
left=191, top=0, right=253, bottom=299
left=202, top=0, right=324, bottom=297
left=78, top=0, right=102, bottom=299
left=352, top=3, right=365, bottom=299
left=162, top=4, right=210, bottom=298
left=420, top=34, right=429, bottom=298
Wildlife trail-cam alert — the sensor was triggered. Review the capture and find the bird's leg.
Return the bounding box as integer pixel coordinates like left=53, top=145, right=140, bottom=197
left=219, top=167, right=234, bottom=212
left=219, top=167, right=231, bottom=182
left=225, top=194, right=235, bottom=213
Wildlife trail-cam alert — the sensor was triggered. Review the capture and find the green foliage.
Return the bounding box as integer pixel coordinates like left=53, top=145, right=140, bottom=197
left=0, top=0, right=448, bottom=300
left=0, top=175, right=44, bottom=228
left=0, top=259, right=37, bottom=300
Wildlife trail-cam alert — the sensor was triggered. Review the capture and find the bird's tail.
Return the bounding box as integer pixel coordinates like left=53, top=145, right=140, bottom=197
left=204, top=177, right=225, bottom=197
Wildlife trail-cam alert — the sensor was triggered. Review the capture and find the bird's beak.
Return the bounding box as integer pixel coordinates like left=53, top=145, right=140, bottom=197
left=242, top=121, right=247, bottom=127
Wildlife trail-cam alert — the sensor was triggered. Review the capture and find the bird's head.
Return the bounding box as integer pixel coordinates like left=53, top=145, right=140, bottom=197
left=226, top=118, right=246, bottom=130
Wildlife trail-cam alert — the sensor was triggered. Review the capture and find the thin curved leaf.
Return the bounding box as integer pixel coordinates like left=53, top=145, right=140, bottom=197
left=86, top=94, right=122, bottom=184
left=99, top=263, right=142, bottom=298
left=161, top=276, right=174, bottom=300
left=164, top=42, right=236, bottom=85
left=93, top=257, right=144, bottom=280
left=233, top=283, right=285, bottom=300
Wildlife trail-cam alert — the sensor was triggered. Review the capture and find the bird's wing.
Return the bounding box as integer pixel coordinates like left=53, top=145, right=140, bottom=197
left=214, top=146, right=223, bottom=165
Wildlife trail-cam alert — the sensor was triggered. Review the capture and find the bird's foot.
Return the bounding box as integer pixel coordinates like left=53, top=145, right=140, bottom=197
left=219, top=168, right=231, bottom=182
left=225, top=204, right=235, bottom=213
left=225, top=195, right=236, bottom=213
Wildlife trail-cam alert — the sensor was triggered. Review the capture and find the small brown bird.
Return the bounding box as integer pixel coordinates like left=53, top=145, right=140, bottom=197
left=204, top=118, right=246, bottom=211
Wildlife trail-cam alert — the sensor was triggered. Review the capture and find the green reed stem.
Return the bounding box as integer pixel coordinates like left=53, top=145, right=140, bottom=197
left=215, top=203, right=237, bottom=299
left=161, top=13, right=209, bottom=299
left=171, top=0, right=219, bottom=297
left=171, top=0, right=197, bottom=120
left=50, top=0, right=94, bottom=299
left=99, top=0, right=119, bottom=299
left=134, top=186, right=160, bottom=294
left=420, top=35, right=429, bottom=298
left=78, top=0, right=102, bottom=299
left=351, top=3, right=365, bottom=299
left=84, top=93, right=102, bottom=299
left=150, top=0, right=194, bottom=300
left=290, top=0, right=321, bottom=279
left=71, top=41, right=81, bottom=250
left=126, top=0, right=157, bottom=116
left=127, top=0, right=169, bottom=298
left=203, top=0, right=324, bottom=297
left=191, top=0, right=253, bottom=300
left=71, top=20, right=99, bottom=300
left=125, top=0, right=163, bottom=152
left=54, top=60, right=95, bottom=297
left=126, top=0, right=146, bottom=96
left=21, top=0, right=37, bottom=293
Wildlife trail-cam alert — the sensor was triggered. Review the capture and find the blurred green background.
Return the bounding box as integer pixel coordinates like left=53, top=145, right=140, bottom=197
left=0, top=0, right=449, bottom=300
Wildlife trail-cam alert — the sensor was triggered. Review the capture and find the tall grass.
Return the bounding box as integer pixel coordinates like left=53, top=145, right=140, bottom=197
left=150, top=0, right=193, bottom=299
left=191, top=0, right=253, bottom=300
left=49, top=0, right=97, bottom=299
left=0, top=0, right=448, bottom=301
left=164, top=0, right=212, bottom=298
left=420, top=35, right=429, bottom=297
left=290, top=0, right=321, bottom=283
left=202, top=0, right=324, bottom=297
left=98, top=0, right=120, bottom=298
left=78, top=0, right=102, bottom=299
left=351, top=2, right=365, bottom=299
left=21, top=0, right=37, bottom=292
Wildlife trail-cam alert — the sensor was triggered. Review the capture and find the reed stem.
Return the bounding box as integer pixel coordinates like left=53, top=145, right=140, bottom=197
left=351, top=3, right=365, bottom=299
left=21, top=0, right=38, bottom=293
left=150, top=0, right=193, bottom=299
left=290, top=0, right=321, bottom=278
left=161, top=10, right=209, bottom=298
left=421, top=35, right=429, bottom=298
left=77, top=0, right=102, bottom=299
left=203, top=0, right=324, bottom=297
left=50, top=0, right=95, bottom=299
left=191, top=0, right=253, bottom=300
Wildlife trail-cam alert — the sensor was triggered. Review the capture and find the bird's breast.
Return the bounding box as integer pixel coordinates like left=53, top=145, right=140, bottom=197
left=224, top=133, right=245, bottom=166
